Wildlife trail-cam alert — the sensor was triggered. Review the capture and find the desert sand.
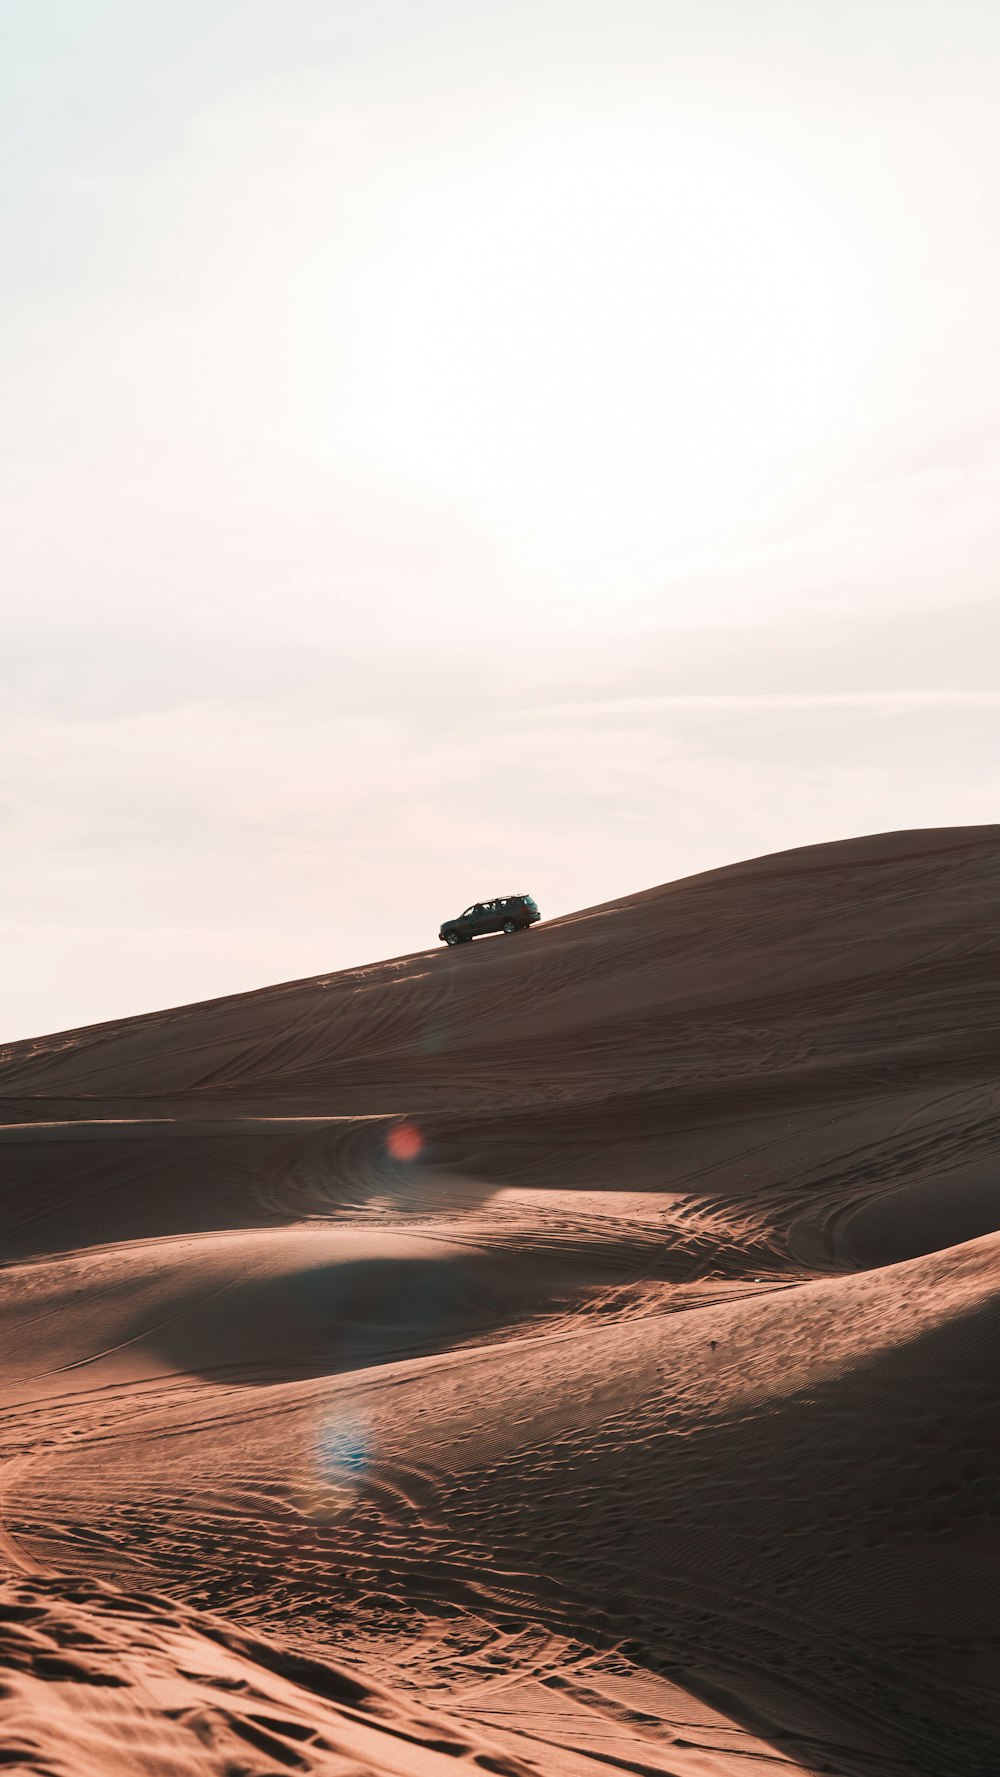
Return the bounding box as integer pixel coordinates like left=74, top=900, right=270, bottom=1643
left=1, top=824, right=999, bottom=1777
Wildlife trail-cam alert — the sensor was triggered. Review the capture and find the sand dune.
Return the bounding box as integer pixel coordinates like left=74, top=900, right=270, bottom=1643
left=2, top=826, right=999, bottom=1776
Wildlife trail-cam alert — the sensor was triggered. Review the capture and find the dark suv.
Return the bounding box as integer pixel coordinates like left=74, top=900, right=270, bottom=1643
left=439, top=894, right=540, bottom=945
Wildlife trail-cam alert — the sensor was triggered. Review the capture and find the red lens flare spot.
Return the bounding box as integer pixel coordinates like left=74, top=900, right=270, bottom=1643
left=386, top=1121, right=423, bottom=1163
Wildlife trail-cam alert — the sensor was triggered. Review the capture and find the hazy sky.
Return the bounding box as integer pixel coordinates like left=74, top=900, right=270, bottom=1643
left=3, top=0, right=999, bottom=1040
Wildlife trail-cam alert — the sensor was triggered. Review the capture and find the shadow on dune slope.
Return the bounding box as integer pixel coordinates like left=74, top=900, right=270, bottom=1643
left=843, top=1162, right=1000, bottom=1266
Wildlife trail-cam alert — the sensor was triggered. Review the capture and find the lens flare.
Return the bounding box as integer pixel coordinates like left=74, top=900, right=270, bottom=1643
left=386, top=1120, right=423, bottom=1162
left=295, top=1408, right=371, bottom=1521
left=318, top=1411, right=369, bottom=1478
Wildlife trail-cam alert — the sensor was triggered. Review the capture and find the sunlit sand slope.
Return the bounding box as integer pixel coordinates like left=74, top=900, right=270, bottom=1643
left=2, top=825, right=999, bottom=1777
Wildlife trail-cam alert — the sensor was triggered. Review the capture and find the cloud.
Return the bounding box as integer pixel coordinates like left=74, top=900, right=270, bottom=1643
left=490, top=691, right=1000, bottom=721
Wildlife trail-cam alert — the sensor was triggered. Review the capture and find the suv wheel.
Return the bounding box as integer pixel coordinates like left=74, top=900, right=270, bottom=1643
left=445, top=931, right=462, bottom=946
left=502, top=919, right=518, bottom=934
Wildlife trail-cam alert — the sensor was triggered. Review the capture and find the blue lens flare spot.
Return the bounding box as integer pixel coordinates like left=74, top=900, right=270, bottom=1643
left=295, top=1409, right=372, bottom=1522
left=317, top=1410, right=369, bottom=1481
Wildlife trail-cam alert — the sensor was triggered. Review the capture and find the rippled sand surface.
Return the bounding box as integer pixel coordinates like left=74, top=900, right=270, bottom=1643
left=2, top=825, right=999, bottom=1777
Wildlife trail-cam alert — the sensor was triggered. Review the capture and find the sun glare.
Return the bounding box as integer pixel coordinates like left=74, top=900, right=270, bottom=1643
left=347, top=122, right=875, bottom=561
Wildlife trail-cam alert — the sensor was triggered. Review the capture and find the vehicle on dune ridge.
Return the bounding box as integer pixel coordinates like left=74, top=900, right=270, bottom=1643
left=439, top=894, right=540, bottom=945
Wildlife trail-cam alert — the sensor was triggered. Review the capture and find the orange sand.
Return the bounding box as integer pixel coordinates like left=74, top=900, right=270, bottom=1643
left=1, top=826, right=999, bottom=1776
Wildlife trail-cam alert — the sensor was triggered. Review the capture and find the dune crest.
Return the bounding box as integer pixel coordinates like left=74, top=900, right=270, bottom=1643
left=2, top=825, right=1000, bottom=1777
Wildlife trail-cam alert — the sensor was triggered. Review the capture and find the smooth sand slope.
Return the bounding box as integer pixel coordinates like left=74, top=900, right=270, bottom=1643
left=1, top=825, right=999, bottom=1777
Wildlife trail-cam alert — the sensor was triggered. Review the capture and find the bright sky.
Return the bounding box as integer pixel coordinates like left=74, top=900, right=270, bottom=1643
left=3, top=0, right=999, bottom=1041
